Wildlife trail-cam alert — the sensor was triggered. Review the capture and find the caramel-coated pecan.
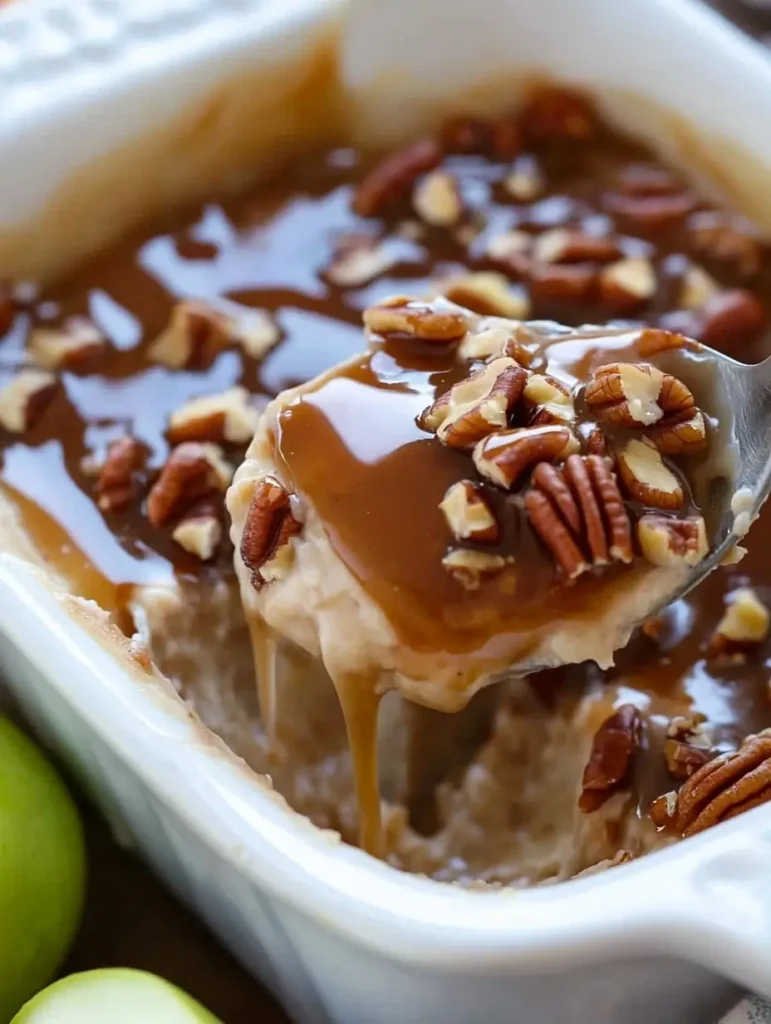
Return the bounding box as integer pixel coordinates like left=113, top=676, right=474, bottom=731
left=240, top=477, right=302, bottom=589
left=441, top=549, right=506, bottom=590
left=149, top=301, right=233, bottom=370
left=325, top=235, right=397, bottom=288
left=28, top=317, right=107, bottom=370
left=528, top=263, right=597, bottom=303
left=0, top=369, right=57, bottom=434
left=473, top=424, right=578, bottom=490
left=617, top=439, right=685, bottom=511
left=597, top=258, right=657, bottom=311
left=707, top=587, right=770, bottom=659
left=526, top=454, right=632, bottom=578
left=697, top=289, right=767, bottom=351
left=636, top=328, right=692, bottom=358
left=439, top=480, right=499, bottom=544
left=650, top=730, right=771, bottom=836
left=440, top=273, right=530, bottom=320
left=664, top=714, right=714, bottom=781
left=519, top=87, right=597, bottom=141
left=95, top=436, right=146, bottom=512
left=689, top=210, right=762, bottom=278
left=579, top=704, right=642, bottom=813
left=352, top=139, right=441, bottom=217
left=146, top=443, right=230, bottom=528
left=521, top=373, right=575, bottom=425
left=603, top=190, right=696, bottom=231
left=532, top=228, right=622, bottom=265
left=637, top=514, right=708, bottom=568
left=421, top=358, right=527, bottom=449
left=364, top=296, right=470, bottom=345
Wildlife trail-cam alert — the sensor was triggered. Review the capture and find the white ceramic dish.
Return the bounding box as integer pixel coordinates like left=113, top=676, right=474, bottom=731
left=2, top=0, right=771, bottom=1021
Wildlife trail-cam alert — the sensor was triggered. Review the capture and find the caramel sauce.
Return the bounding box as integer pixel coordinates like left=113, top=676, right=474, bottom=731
left=3, top=95, right=771, bottom=860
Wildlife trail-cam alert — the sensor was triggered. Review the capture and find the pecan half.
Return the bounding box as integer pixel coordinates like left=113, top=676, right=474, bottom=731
left=526, top=454, right=632, bottom=578
left=441, top=549, right=506, bottom=590
left=664, top=714, right=714, bottom=781
left=439, top=480, right=499, bottom=544
left=240, top=477, right=302, bottom=589
left=413, top=170, right=463, bottom=227
left=707, top=587, right=770, bottom=659
left=146, top=443, right=231, bottom=528
left=95, top=436, right=146, bottom=512
left=0, top=369, right=57, bottom=434
left=352, top=139, right=441, bottom=218
left=522, top=373, right=575, bottom=425
left=579, top=704, right=642, bottom=813
left=149, top=301, right=233, bottom=370
left=364, top=296, right=470, bottom=344
left=421, top=358, right=527, bottom=449
left=473, top=424, right=577, bottom=490
left=651, top=730, right=771, bottom=836
left=637, top=514, right=708, bottom=568
left=617, top=439, right=685, bottom=511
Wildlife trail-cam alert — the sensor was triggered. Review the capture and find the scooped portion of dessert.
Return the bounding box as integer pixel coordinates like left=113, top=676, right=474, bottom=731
left=229, top=297, right=720, bottom=703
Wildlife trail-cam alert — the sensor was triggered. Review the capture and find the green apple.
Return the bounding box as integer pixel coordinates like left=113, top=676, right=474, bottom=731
left=13, top=969, right=223, bottom=1023
left=0, top=717, right=85, bottom=1021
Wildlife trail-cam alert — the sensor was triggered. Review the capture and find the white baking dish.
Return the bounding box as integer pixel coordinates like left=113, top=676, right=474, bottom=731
left=2, top=0, right=771, bottom=1020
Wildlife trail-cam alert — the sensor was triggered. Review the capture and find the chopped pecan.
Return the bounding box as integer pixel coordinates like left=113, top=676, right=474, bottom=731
left=597, top=258, right=657, bottom=311
left=421, top=357, right=526, bottom=449
left=579, top=704, right=642, bottom=813
left=521, top=373, right=575, bottom=425
left=442, top=549, right=506, bottom=590
left=584, top=362, right=706, bottom=453
left=28, top=316, right=106, bottom=370
left=149, top=300, right=233, bottom=369
left=486, top=229, right=533, bottom=276
left=638, top=514, right=708, bottom=568
left=95, top=436, right=146, bottom=512
left=526, top=454, right=632, bottom=578
left=603, top=191, right=696, bottom=231
left=326, top=234, right=397, bottom=288
left=617, top=439, right=685, bottom=511
left=146, top=443, right=231, bottom=528
left=651, top=729, right=771, bottom=836
left=0, top=369, right=57, bottom=434
left=533, top=228, right=621, bottom=265
left=352, top=139, right=441, bottom=218
left=664, top=714, right=714, bottom=781
left=473, top=424, right=577, bottom=490
left=364, top=296, right=470, bottom=344
left=240, top=477, right=302, bottom=589
left=679, top=264, right=719, bottom=311
left=519, top=86, right=597, bottom=141
left=697, top=289, right=766, bottom=351
left=172, top=504, right=222, bottom=561
left=504, top=154, right=545, bottom=202
left=234, top=309, right=281, bottom=360
left=440, top=273, right=530, bottom=320
left=413, top=171, right=463, bottom=227
left=707, top=587, right=770, bottom=659
left=439, top=480, right=499, bottom=544
left=167, top=387, right=259, bottom=445
left=689, top=210, right=762, bottom=278
left=528, top=263, right=597, bottom=302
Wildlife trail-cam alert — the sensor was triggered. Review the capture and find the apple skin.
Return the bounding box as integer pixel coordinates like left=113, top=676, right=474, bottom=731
left=0, top=717, right=86, bottom=1021
left=12, top=969, right=223, bottom=1023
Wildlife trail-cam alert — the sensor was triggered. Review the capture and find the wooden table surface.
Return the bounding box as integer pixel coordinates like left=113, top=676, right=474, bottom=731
left=7, top=2, right=771, bottom=1022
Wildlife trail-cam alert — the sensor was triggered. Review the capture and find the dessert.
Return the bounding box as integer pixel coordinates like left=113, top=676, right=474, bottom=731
left=3, top=86, right=771, bottom=884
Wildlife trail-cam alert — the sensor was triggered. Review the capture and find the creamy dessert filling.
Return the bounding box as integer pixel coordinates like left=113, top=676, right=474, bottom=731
left=1, top=86, right=770, bottom=883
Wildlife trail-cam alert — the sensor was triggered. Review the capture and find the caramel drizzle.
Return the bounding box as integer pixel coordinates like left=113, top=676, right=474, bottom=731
left=333, top=672, right=384, bottom=856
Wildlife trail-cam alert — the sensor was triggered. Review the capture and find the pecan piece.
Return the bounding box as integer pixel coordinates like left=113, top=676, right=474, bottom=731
left=28, top=316, right=106, bottom=370
left=473, top=424, right=577, bottom=490
left=615, top=164, right=682, bottom=197
left=442, top=549, right=506, bottom=590
left=636, top=328, right=692, bottom=358
left=413, top=171, right=463, bottom=227
left=689, top=210, right=762, bottom=278
left=0, top=369, right=57, bottom=434
left=637, top=514, right=708, bottom=568
left=235, top=309, right=281, bottom=360
left=167, top=387, right=259, bottom=445
left=240, top=477, right=302, bottom=589
left=519, top=86, right=597, bottom=141
left=456, top=320, right=537, bottom=363
left=95, top=436, right=146, bottom=512
left=522, top=373, right=575, bottom=425
left=440, top=273, right=530, bottom=320
left=352, top=138, right=441, bottom=218
left=603, top=191, right=696, bottom=231
left=149, top=300, right=233, bottom=370
left=679, top=264, right=719, bottom=311
left=617, top=439, right=685, bottom=511
left=526, top=454, right=632, bottom=577
left=326, top=235, right=397, bottom=288
left=421, top=358, right=527, bottom=449
left=364, top=296, right=470, bottom=345
left=439, top=480, right=499, bottom=544
left=147, top=443, right=231, bottom=528
left=707, top=587, right=770, bottom=659
left=533, top=228, right=621, bottom=265
left=579, top=704, right=642, bottom=813
left=697, top=289, right=766, bottom=351
left=172, top=503, right=222, bottom=561
left=597, top=258, right=657, bottom=311
left=664, top=714, right=714, bottom=781
left=652, top=729, right=771, bottom=836
left=528, top=263, right=597, bottom=302
left=504, top=154, right=545, bottom=202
